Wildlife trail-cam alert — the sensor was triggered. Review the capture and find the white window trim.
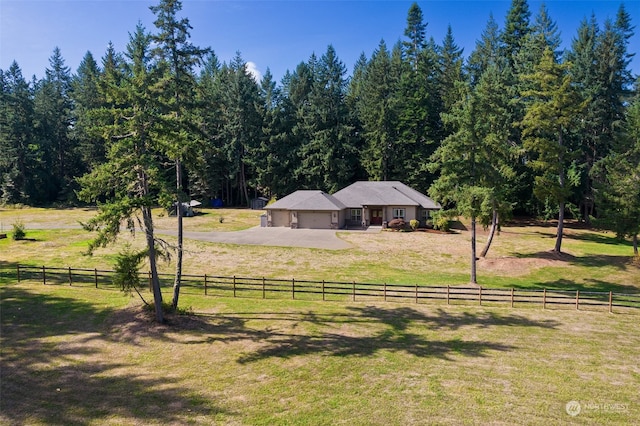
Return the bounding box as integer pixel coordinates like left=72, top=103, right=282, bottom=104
left=392, top=208, right=405, bottom=219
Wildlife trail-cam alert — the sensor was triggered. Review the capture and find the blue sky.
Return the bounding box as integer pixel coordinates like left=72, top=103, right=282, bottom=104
left=1, top=0, right=638, bottom=83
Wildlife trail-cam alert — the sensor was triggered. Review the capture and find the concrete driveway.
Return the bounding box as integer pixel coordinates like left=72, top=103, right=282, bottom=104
left=156, top=226, right=376, bottom=250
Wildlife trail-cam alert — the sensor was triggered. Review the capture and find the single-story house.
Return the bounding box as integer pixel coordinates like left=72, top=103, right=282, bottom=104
left=265, top=181, right=440, bottom=229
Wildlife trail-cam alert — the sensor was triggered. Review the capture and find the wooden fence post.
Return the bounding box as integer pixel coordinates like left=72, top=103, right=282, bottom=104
left=42, top=265, right=46, bottom=285
left=543, top=289, right=546, bottom=309
left=16, top=264, right=20, bottom=282
left=353, top=281, right=356, bottom=301
left=94, top=268, right=98, bottom=288
left=292, top=278, right=295, bottom=300
left=322, top=280, right=325, bottom=301
left=262, top=277, right=266, bottom=299
left=576, top=290, right=580, bottom=310
left=609, top=291, right=613, bottom=314
left=233, top=276, right=237, bottom=298
left=479, top=286, right=482, bottom=306
left=204, top=274, right=208, bottom=296
left=68, top=267, right=72, bottom=286
left=447, top=285, right=450, bottom=305
left=384, top=283, right=387, bottom=301
left=511, top=288, right=514, bottom=308
left=415, top=283, right=418, bottom=304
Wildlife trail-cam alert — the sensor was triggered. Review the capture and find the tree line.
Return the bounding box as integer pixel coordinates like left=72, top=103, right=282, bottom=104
left=2, top=0, right=638, bottom=317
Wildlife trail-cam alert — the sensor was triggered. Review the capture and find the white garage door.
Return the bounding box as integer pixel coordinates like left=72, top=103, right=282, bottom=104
left=270, top=210, right=290, bottom=227
left=297, top=211, right=332, bottom=229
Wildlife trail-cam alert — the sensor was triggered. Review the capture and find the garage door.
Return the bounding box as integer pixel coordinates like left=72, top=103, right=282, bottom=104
left=297, top=211, right=332, bottom=229
left=270, top=210, right=290, bottom=227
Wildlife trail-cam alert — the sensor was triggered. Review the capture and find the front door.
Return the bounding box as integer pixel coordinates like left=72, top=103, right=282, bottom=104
left=370, top=209, right=383, bottom=225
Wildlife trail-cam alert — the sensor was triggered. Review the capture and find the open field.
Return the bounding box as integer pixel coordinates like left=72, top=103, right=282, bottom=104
left=1, top=207, right=639, bottom=424
left=1, top=282, right=639, bottom=425
left=0, top=206, right=638, bottom=292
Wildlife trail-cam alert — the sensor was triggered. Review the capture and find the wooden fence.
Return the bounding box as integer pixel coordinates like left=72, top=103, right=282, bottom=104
left=12, top=264, right=640, bottom=313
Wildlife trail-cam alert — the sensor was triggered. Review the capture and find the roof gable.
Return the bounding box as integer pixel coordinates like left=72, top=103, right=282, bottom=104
left=265, top=190, right=346, bottom=211
left=333, top=181, right=440, bottom=209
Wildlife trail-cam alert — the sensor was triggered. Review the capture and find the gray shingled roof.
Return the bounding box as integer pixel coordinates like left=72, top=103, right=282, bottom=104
left=333, top=181, right=440, bottom=209
left=265, top=190, right=347, bottom=211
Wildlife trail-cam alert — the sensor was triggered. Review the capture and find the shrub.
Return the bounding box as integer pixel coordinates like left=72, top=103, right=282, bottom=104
left=387, top=218, right=406, bottom=230
left=409, top=219, right=419, bottom=230
left=112, top=244, right=147, bottom=296
left=431, top=212, right=451, bottom=232
left=12, top=220, right=26, bottom=240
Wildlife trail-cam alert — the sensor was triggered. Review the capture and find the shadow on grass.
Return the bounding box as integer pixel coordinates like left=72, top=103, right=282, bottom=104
left=516, top=250, right=636, bottom=271
left=513, top=278, right=640, bottom=294
left=563, top=231, right=634, bottom=247
left=178, top=305, right=558, bottom=364
left=0, top=286, right=227, bottom=425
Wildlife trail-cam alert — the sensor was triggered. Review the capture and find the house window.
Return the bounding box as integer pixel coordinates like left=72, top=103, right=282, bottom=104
left=421, top=210, right=430, bottom=221
left=351, top=209, right=362, bottom=222
left=392, top=208, right=405, bottom=219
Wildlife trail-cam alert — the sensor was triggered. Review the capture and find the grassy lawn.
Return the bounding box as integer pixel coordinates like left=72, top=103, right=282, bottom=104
left=0, top=206, right=638, bottom=292
left=1, top=282, right=638, bottom=425
left=1, top=207, right=639, bottom=424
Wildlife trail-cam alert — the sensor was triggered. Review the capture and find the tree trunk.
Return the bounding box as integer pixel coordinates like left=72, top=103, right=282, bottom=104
left=470, top=214, right=477, bottom=284
left=480, top=208, right=498, bottom=258
left=142, top=205, right=164, bottom=323
left=555, top=200, right=565, bottom=253
left=633, top=234, right=638, bottom=256
left=172, top=158, right=183, bottom=310
left=555, top=131, right=565, bottom=254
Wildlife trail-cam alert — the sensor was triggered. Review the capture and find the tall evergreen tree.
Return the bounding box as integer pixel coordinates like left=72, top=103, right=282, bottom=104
left=149, top=0, right=209, bottom=310
left=77, top=24, right=166, bottom=323
left=502, top=0, right=531, bottom=67
left=358, top=40, right=399, bottom=181
left=220, top=52, right=264, bottom=206
left=71, top=51, right=106, bottom=171
left=467, top=14, right=503, bottom=84
left=519, top=48, right=585, bottom=253
left=592, top=98, right=640, bottom=256
left=0, top=62, right=35, bottom=204
left=438, top=25, right=465, bottom=114
left=298, top=45, right=357, bottom=193
left=403, top=2, right=427, bottom=70
left=33, top=47, right=75, bottom=201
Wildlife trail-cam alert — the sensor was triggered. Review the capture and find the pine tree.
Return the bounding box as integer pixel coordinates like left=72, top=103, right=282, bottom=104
left=33, top=47, right=75, bottom=201
left=428, top=81, right=487, bottom=284
left=438, top=25, right=465, bottom=114
left=0, top=62, right=35, bottom=203
left=592, top=98, right=640, bottom=256
left=77, top=24, right=166, bottom=323
left=519, top=48, right=585, bottom=253
left=502, top=0, right=531, bottom=67
left=150, top=0, right=209, bottom=310
left=219, top=52, right=264, bottom=206
left=403, top=2, right=427, bottom=70
left=467, top=14, right=503, bottom=85
left=299, top=45, right=357, bottom=193
left=71, top=51, right=107, bottom=171
left=358, top=40, right=399, bottom=182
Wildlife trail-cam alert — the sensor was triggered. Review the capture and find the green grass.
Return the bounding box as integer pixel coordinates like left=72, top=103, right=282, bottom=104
left=1, top=208, right=638, bottom=424
left=1, top=282, right=638, bottom=425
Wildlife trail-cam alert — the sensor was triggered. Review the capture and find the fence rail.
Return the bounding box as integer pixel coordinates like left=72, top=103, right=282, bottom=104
left=11, top=264, right=640, bottom=313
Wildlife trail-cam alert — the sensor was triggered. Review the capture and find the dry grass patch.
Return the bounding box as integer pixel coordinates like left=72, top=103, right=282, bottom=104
left=1, top=283, right=639, bottom=425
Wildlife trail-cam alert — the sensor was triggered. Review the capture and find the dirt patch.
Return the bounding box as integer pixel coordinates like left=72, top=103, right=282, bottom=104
left=479, top=251, right=571, bottom=276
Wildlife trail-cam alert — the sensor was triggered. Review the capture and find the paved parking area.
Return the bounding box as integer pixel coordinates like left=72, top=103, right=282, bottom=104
left=157, top=226, right=380, bottom=250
